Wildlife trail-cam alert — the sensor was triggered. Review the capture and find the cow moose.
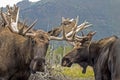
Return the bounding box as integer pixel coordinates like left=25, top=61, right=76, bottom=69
left=61, top=17, right=120, bottom=80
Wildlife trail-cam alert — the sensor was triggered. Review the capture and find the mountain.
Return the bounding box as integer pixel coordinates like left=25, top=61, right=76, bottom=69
left=16, top=0, right=120, bottom=39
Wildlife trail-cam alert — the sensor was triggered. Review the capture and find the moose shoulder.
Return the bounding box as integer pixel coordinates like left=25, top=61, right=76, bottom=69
left=62, top=35, right=120, bottom=80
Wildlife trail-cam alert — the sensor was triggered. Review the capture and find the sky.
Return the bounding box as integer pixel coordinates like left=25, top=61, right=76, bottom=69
left=0, top=0, right=40, bottom=7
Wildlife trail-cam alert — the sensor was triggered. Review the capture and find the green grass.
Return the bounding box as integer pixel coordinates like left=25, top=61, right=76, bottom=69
left=61, top=64, right=94, bottom=78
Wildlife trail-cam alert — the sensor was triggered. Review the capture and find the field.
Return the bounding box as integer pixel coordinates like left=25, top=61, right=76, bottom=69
left=62, top=64, right=94, bottom=78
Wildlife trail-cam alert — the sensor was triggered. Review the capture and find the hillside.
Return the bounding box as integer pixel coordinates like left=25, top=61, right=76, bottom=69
left=16, top=0, right=120, bottom=39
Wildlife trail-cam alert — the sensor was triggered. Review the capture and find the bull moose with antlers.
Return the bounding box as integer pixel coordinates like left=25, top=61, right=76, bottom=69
left=0, top=5, right=78, bottom=80
left=61, top=17, right=120, bottom=80
left=0, top=5, right=49, bottom=80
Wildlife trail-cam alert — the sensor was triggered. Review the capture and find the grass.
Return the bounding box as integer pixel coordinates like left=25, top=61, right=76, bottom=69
left=61, top=64, right=94, bottom=78
left=29, top=64, right=94, bottom=80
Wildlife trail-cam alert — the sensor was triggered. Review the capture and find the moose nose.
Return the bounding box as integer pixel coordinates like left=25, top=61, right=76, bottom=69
left=30, top=57, right=45, bottom=74
left=30, top=69, right=36, bottom=74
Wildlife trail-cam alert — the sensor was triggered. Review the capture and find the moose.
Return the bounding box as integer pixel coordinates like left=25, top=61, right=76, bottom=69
left=0, top=5, right=51, bottom=80
left=61, top=17, right=120, bottom=80
left=0, top=5, right=80, bottom=80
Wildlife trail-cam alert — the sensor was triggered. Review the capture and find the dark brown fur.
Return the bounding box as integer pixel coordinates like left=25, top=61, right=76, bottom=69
left=62, top=36, right=119, bottom=80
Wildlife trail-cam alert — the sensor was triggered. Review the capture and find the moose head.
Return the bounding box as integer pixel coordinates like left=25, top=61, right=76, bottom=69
left=59, top=17, right=96, bottom=74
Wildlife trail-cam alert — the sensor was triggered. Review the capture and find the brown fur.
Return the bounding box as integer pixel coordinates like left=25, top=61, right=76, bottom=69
left=0, top=26, right=50, bottom=80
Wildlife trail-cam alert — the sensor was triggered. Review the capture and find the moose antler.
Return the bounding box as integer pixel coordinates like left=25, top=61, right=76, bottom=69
left=49, top=16, right=78, bottom=40
left=0, top=5, right=37, bottom=35
left=66, top=20, right=92, bottom=37
left=0, top=5, right=19, bottom=33
left=7, top=5, right=19, bottom=33
left=22, top=19, right=37, bottom=35
left=50, top=16, right=96, bottom=46
left=0, top=8, right=6, bottom=26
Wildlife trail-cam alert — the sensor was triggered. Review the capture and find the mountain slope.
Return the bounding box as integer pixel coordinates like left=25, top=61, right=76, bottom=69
left=16, top=0, right=120, bottom=39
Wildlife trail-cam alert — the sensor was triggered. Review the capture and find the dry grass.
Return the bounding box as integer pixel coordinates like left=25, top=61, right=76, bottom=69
left=29, top=64, right=94, bottom=80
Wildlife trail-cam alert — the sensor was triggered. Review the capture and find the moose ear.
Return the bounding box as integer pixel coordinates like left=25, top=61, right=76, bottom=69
left=31, top=39, right=36, bottom=45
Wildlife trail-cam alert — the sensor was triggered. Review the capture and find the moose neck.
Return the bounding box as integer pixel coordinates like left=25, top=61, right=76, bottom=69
left=88, top=42, right=101, bottom=67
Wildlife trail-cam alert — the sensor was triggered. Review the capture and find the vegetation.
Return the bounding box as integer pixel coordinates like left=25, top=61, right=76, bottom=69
left=61, top=64, right=94, bottom=78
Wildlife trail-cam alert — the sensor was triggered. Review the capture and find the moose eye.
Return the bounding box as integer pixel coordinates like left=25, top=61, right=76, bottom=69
left=37, top=62, right=42, bottom=66
left=65, top=22, right=71, bottom=25
left=64, top=58, right=70, bottom=63
left=61, top=21, right=71, bottom=25
left=39, top=36, right=44, bottom=40
left=84, top=38, right=88, bottom=41
left=32, top=40, right=36, bottom=44
left=77, top=48, right=84, bottom=51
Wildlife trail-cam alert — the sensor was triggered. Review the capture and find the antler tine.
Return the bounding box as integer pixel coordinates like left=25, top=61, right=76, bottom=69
left=10, top=7, right=20, bottom=33
left=75, top=16, right=79, bottom=28
left=15, top=7, right=19, bottom=23
left=87, top=31, right=96, bottom=36
left=71, top=16, right=79, bottom=40
left=14, top=4, right=18, bottom=9
left=13, top=5, right=19, bottom=13
left=6, top=5, right=11, bottom=13
left=6, top=5, right=10, bottom=10
left=0, top=7, right=7, bottom=25
left=86, top=31, right=96, bottom=40
left=76, top=20, right=92, bottom=32
left=23, top=19, right=37, bottom=35
left=66, top=20, right=92, bottom=37
left=75, top=31, right=96, bottom=44
left=73, top=22, right=92, bottom=40
left=1, top=13, right=10, bottom=26
left=64, top=19, right=95, bottom=47
left=19, top=19, right=27, bottom=35
left=74, top=31, right=96, bottom=42
left=62, top=25, right=66, bottom=39
left=67, top=31, right=96, bottom=47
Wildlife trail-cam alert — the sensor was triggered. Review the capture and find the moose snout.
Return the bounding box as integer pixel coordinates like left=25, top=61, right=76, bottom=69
left=30, top=58, right=45, bottom=74
left=61, top=57, right=73, bottom=67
